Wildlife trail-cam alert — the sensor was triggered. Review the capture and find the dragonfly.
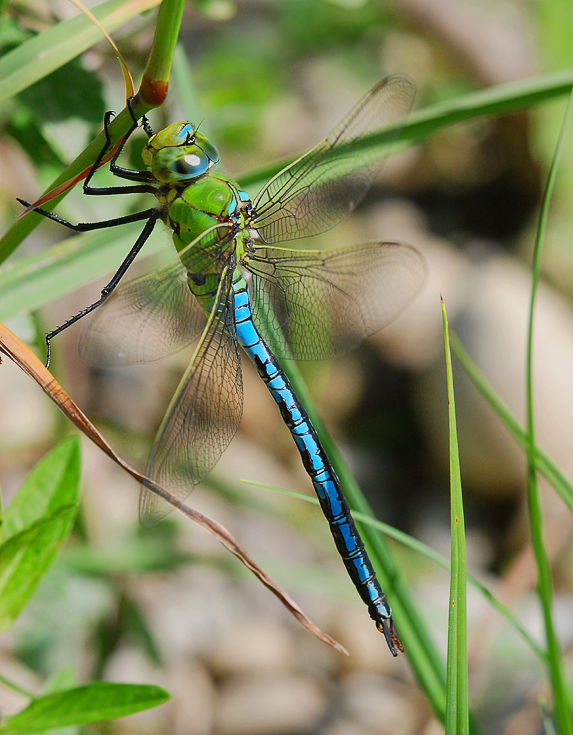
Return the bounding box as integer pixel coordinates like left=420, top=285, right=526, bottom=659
left=20, top=74, right=424, bottom=656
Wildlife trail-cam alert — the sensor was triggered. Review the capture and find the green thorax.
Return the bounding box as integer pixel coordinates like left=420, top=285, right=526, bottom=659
left=159, top=173, right=250, bottom=253
left=143, top=122, right=252, bottom=310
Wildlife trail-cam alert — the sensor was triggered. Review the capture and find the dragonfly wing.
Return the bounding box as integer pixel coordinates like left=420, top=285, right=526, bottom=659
left=245, top=242, right=424, bottom=360
left=139, top=266, right=243, bottom=527
left=79, top=227, right=233, bottom=366
left=79, top=257, right=206, bottom=366
left=252, top=75, right=415, bottom=244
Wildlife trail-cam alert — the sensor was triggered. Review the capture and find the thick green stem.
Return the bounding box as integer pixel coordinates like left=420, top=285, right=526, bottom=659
left=139, top=0, right=185, bottom=107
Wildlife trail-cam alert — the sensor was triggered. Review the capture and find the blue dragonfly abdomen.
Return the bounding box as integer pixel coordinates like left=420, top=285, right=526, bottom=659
left=232, top=271, right=403, bottom=655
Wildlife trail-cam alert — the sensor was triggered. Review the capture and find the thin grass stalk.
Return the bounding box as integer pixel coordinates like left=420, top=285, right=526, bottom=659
left=525, top=88, right=573, bottom=734
left=442, top=298, right=469, bottom=735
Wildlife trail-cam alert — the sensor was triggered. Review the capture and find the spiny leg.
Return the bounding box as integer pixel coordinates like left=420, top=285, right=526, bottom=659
left=44, top=214, right=159, bottom=367
left=83, top=107, right=155, bottom=194
left=20, top=105, right=160, bottom=365
left=16, top=201, right=157, bottom=232
left=87, top=98, right=157, bottom=189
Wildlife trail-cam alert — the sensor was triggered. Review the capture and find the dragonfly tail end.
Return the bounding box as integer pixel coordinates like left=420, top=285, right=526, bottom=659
left=377, top=616, right=404, bottom=657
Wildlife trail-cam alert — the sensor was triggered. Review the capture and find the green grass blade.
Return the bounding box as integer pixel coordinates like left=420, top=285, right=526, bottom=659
left=0, top=224, right=168, bottom=321
left=525, top=87, right=573, bottom=733
left=0, top=0, right=161, bottom=105
left=0, top=0, right=184, bottom=267
left=4, top=69, right=573, bottom=309
left=451, top=336, right=573, bottom=512
left=0, top=107, right=151, bottom=266
left=442, top=299, right=469, bottom=735
left=171, top=43, right=209, bottom=132
left=0, top=682, right=170, bottom=733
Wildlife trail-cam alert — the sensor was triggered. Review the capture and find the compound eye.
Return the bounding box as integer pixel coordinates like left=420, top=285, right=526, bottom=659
left=199, top=138, right=219, bottom=163
left=172, top=149, right=210, bottom=177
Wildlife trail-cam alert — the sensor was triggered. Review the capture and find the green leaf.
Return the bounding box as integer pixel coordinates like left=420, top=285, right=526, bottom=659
left=451, top=336, right=573, bottom=512
left=523, top=86, right=573, bottom=735
left=0, top=438, right=81, bottom=630
left=0, top=507, right=77, bottom=632
left=238, top=68, right=573, bottom=192
left=3, top=437, right=81, bottom=541
left=0, top=0, right=161, bottom=105
left=277, top=358, right=449, bottom=724
left=18, top=58, right=105, bottom=125
left=0, top=682, right=170, bottom=733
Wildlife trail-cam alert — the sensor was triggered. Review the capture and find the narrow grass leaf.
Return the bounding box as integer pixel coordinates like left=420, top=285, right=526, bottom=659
left=4, top=70, right=573, bottom=308
left=524, top=87, right=573, bottom=734
left=239, top=68, right=573, bottom=191
left=0, top=0, right=159, bottom=104
left=442, top=298, right=469, bottom=735
left=451, top=336, right=573, bottom=512
left=0, top=224, right=169, bottom=321
left=276, top=357, right=455, bottom=727
left=0, top=682, right=170, bottom=733
left=171, top=43, right=209, bottom=132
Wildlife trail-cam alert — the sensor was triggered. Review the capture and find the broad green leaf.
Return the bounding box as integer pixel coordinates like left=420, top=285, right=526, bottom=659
left=3, top=437, right=81, bottom=541
left=0, top=682, right=169, bottom=733
left=0, top=506, right=77, bottom=631
left=30, top=671, right=81, bottom=735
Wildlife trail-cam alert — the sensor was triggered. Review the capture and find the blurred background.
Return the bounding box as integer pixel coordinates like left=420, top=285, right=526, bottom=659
left=1, top=0, right=573, bottom=733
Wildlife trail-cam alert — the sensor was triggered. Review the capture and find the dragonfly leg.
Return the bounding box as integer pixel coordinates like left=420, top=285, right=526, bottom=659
left=127, top=96, right=154, bottom=139
left=83, top=109, right=155, bottom=194
left=44, top=214, right=159, bottom=367
left=15, top=201, right=156, bottom=233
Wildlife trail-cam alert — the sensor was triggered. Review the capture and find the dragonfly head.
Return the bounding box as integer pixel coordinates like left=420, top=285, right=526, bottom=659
left=142, top=123, right=219, bottom=183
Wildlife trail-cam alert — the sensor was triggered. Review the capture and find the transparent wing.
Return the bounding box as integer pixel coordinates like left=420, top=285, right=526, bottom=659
left=245, top=242, right=424, bottom=361
left=139, top=266, right=243, bottom=527
left=252, top=75, right=415, bottom=244
left=79, top=226, right=232, bottom=366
